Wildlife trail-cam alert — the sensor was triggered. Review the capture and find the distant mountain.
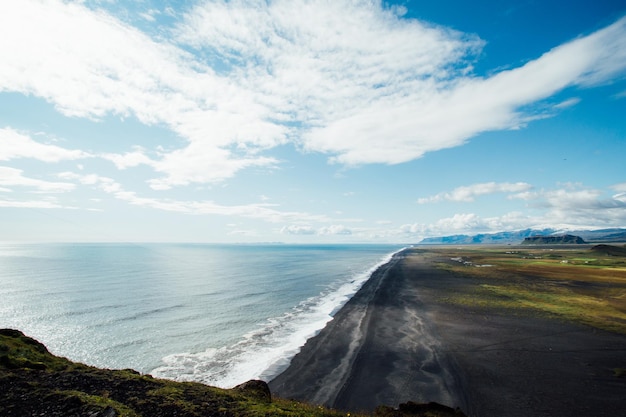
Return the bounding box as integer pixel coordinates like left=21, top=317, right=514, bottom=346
left=521, top=234, right=586, bottom=245
left=419, top=228, right=556, bottom=245
left=590, top=244, right=626, bottom=256
left=418, top=228, right=626, bottom=245
left=568, top=228, right=626, bottom=242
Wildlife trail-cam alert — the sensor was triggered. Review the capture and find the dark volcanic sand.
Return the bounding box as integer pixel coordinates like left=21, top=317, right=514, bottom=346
left=269, top=248, right=626, bottom=417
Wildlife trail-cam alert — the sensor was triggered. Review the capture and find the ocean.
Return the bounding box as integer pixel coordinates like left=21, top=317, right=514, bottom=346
left=0, top=243, right=403, bottom=388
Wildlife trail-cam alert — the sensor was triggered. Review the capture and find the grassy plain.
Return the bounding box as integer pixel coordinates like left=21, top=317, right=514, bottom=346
left=430, top=244, right=626, bottom=334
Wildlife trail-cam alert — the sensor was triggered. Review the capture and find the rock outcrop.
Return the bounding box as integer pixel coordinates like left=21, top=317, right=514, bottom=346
left=521, top=234, right=586, bottom=245
left=590, top=244, right=626, bottom=257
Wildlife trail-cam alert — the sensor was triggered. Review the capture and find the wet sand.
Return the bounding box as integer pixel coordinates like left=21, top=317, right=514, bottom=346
left=269, top=248, right=626, bottom=416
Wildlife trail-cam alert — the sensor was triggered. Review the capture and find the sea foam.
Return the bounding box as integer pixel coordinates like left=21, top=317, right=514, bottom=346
left=150, top=249, right=403, bottom=387
left=0, top=243, right=404, bottom=385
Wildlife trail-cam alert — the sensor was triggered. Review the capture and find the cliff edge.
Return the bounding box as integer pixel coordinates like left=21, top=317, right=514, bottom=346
left=0, top=329, right=465, bottom=417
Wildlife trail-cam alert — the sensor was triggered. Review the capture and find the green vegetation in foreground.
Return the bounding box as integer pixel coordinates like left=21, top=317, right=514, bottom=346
left=0, top=329, right=465, bottom=417
left=430, top=245, right=626, bottom=334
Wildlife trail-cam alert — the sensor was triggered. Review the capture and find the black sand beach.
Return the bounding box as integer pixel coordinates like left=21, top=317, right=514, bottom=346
left=269, top=248, right=626, bottom=416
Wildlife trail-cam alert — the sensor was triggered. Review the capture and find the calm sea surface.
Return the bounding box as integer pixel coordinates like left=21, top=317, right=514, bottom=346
left=0, top=243, right=403, bottom=387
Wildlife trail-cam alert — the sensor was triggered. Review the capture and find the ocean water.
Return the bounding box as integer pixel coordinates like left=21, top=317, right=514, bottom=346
left=0, top=243, right=403, bottom=387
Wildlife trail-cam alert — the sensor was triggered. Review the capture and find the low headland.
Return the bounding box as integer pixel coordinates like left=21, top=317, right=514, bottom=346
left=3, top=243, right=626, bottom=416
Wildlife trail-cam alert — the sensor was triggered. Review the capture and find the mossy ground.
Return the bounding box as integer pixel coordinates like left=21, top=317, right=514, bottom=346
left=429, top=245, right=626, bottom=334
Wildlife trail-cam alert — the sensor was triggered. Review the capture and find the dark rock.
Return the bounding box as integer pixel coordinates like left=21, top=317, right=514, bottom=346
left=122, top=368, right=141, bottom=375
left=234, top=380, right=272, bottom=403
left=521, top=234, right=586, bottom=245
left=0, top=329, right=25, bottom=338
left=590, top=244, right=626, bottom=257
left=375, top=401, right=466, bottom=416
left=0, top=329, right=49, bottom=354
left=399, top=401, right=464, bottom=414
left=89, top=406, right=118, bottom=417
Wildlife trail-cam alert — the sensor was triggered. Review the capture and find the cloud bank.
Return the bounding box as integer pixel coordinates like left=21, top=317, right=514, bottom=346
left=1, top=1, right=624, bottom=241
left=404, top=183, right=626, bottom=239
left=418, top=182, right=533, bottom=203
left=0, top=128, right=90, bottom=162
left=1, top=1, right=625, bottom=188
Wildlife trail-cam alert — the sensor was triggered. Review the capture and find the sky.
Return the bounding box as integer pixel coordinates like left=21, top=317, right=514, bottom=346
left=1, top=0, right=625, bottom=243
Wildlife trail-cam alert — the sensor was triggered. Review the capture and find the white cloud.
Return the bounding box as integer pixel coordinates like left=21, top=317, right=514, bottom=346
left=613, top=193, right=626, bottom=203
left=2, top=1, right=622, bottom=189
left=280, top=224, right=353, bottom=236
left=399, top=211, right=540, bottom=240
left=418, top=182, right=533, bottom=203
left=612, top=182, right=626, bottom=202
left=553, top=97, right=581, bottom=109
left=177, top=0, right=484, bottom=166
left=176, top=3, right=626, bottom=167
left=534, top=186, right=626, bottom=228
left=406, top=183, right=626, bottom=238
left=139, top=9, right=159, bottom=22
left=319, top=225, right=352, bottom=235
left=147, top=144, right=278, bottom=190
left=0, top=128, right=90, bottom=162
left=2, top=1, right=623, bottom=244
left=102, top=148, right=154, bottom=170
left=611, top=182, right=626, bottom=193
left=0, top=199, right=67, bottom=209
left=304, top=16, right=626, bottom=165
left=400, top=211, right=526, bottom=236
left=432, top=213, right=488, bottom=232
left=59, top=171, right=332, bottom=223
left=280, top=225, right=316, bottom=235
left=0, top=0, right=283, bottom=185
left=0, top=166, right=75, bottom=192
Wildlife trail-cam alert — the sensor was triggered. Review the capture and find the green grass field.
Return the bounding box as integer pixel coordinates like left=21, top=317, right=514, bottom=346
left=430, top=245, right=626, bottom=334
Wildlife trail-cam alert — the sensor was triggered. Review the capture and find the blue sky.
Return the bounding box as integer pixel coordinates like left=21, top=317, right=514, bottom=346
left=1, top=0, right=625, bottom=243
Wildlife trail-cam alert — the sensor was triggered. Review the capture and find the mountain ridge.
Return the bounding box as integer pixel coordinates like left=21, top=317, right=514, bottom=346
left=418, top=228, right=626, bottom=245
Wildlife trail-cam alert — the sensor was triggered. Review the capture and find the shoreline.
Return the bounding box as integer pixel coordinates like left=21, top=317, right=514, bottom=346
left=269, top=248, right=465, bottom=411
left=269, top=249, right=409, bottom=408
left=269, top=248, right=626, bottom=416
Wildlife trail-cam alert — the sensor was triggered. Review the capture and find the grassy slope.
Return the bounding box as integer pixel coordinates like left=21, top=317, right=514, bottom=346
left=0, top=329, right=465, bottom=417
left=430, top=245, right=626, bottom=334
